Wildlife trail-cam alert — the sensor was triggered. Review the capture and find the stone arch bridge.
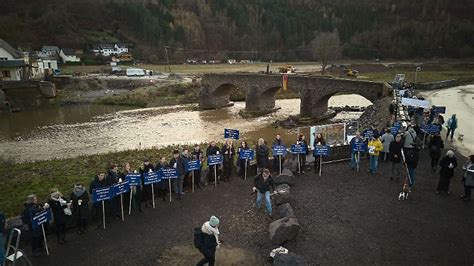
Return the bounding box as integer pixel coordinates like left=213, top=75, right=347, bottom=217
left=199, top=73, right=390, bottom=119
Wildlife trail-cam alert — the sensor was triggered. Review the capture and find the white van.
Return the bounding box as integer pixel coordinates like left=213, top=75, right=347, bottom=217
left=126, top=68, right=145, bottom=76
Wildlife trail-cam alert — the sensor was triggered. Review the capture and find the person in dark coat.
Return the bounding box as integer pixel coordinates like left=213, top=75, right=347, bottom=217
left=256, top=138, right=269, bottom=174
left=22, top=194, right=45, bottom=256
left=120, top=163, right=142, bottom=212
left=389, top=134, right=403, bottom=180
left=272, top=134, right=285, bottom=173
left=70, top=183, right=89, bottom=234
left=436, top=150, right=458, bottom=194
left=181, top=149, right=192, bottom=191
left=155, top=157, right=169, bottom=201
left=170, top=150, right=186, bottom=199
left=460, top=155, right=474, bottom=201
left=221, top=139, right=235, bottom=182
left=191, top=144, right=204, bottom=188
left=313, top=133, right=326, bottom=174
left=107, top=164, right=120, bottom=218
left=140, top=158, right=155, bottom=207
left=253, top=169, right=276, bottom=216
left=237, top=141, right=250, bottom=179
left=89, top=172, right=107, bottom=223
left=48, top=191, right=70, bottom=243
left=404, top=148, right=419, bottom=190
left=296, top=134, right=308, bottom=174
left=429, top=133, right=444, bottom=172
left=206, top=141, right=221, bottom=184
left=197, top=216, right=221, bottom=266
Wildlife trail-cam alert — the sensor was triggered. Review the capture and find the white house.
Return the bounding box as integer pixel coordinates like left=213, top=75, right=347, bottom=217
left=0, top=39, right=27, bottom=81
left=40, top=45, right=60, bottom=58
left=114, top=44, right=129, bottom=54
left=59, top=48, right=81, bottom=63
left=99, top=43, right=116, bottom=56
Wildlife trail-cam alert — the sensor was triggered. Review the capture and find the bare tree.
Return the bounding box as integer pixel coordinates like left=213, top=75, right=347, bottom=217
left=311, top=30, right=342, bottom=74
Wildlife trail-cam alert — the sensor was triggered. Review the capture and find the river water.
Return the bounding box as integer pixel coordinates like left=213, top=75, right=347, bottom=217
left=0, top=95, right=372, bottom=162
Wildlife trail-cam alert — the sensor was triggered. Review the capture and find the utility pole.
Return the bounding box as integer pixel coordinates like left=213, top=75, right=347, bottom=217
left=164, top=46, right=171, bottom=72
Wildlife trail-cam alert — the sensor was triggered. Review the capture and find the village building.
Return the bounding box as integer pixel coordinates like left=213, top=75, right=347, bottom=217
left=39, top=45, right=60, bottom=58
left=0, top=39, right=28, bottom=81
left=59, top=48, right=81, bottom=63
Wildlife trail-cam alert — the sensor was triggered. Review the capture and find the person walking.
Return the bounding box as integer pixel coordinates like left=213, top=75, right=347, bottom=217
left=446, top=114, right=458, bottom=141
left=350, top=131, right=364, bottom=170
left=170, top=150, right=186, bottom=199
left=403, top=148, right=419, bottom=191
left=237, top=141, right=250, bottom=179
left=403, top=125, right=418, bottom=149
left=436, top=150, right=458, bottom=195
left=296, top=134, right=308, bottom=174
left=272, top=134, right=285, bottom=173
left=48, top=191, right=71, bottom=244
left=221, top=139, right=235, bottom=182
left=313, top=133, right=326, bottom=174
left=256, top=138, right=269, bottom=174
left=197, top=216, right=221, bottom=266
left=367, top=135, right=383, bottom=174
left=380, top=128, right=394, bottom=161
left=460, top=155, right=474, bottom=201
left=191, top=144, right=204, bottom=188
left=389, top=134, right=403, bottom=180
left=429, top=133, right=444, bottom=172
left=253, top=169, right=276, bottom=217
left=70, top=183, right=90, bottom=234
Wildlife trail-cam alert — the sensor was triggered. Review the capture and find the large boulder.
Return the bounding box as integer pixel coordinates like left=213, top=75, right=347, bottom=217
left=273, top=252, right=306, bottom=266
left=280, top=169, right=294, bottom=177
left=269, top=217, right=300, bottom=245
left=278, top=203, right=296, bottom=218
left=282, top=158, right=298, bottom=173
left=273, top=174, right=294, bottom=186
left=274, top=184, right=291, bottom=205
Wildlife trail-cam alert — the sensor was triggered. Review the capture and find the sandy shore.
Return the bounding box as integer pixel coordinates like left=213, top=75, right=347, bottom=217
left=421, top=84, right=474, bottom=157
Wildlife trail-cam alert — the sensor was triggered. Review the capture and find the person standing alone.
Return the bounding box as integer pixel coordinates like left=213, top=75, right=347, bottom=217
left=446, top=114, right=458, bottom=141
left=197, top=216, right=221, bottom=266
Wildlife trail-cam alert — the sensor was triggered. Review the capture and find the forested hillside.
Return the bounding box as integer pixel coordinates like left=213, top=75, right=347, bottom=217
left=1, top=0, right=473, bottom=62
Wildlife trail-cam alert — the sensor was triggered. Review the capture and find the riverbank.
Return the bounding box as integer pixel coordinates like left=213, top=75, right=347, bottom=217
left=420, top=84, right=474, bottom=157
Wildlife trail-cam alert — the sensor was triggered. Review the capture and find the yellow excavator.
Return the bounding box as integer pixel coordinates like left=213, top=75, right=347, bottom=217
left=278, top=65, right=296, bottom=73
left=344, top=67, right=358, bottom=78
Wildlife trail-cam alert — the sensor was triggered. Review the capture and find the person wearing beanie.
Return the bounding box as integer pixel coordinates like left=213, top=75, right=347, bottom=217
left=70, top=183, right=90, bottom=234
left=48, top=191, right=71, bottom=244
left=197, top=216, right=221, bottom=266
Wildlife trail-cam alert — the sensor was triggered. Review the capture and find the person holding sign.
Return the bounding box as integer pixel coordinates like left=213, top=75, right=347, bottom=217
left=22, top=194, right=46, bottom=256
left=89, top=173, right=107, bottom=224
left=170, top=150, right=186, bottom=199
left=121, top=163, right=143, bottom=212
left=367, top=135, right=383, bottom=174
left=206, top=142, right=221, bottom=185
left=192, top=144, right=204, bottom=189
left=48, top=191, right=71, bottom=244
left=272, top=134, right=285, bottom=174
left=296, top=134, right=309, bottom=174
left=106, top=164, right=121, bottom=219
left=256, top=138, right=269, bottom=174
left=253, top=169, right=276, bottom=217
left=350, top=132, right=364, bottom=170
left=140, top=159, right=155, bottom=208
left=237, top=141, right=250, bottom=179
left=70, top=183, right=90, bottom=234
left=155, top=157, right=169, bottom=201
left=222, top=139, right=235, bottom=182
left=313, top=133, right=326, bottom=174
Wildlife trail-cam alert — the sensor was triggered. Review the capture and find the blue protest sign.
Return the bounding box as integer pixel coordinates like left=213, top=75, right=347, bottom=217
left=352, top=142, right=366, bottom=152
left=363, top=130, right=374, bottom=140
left=272, top=145, right=287, bottom=156
left=143, top=171, right=161, bottom=185
left=31, top=209, right=52, bottom=229
left=393, top=121, right=401, bottom=129
left=92, top=187, right=113, bottom=203
left=208, top=155, right=223, bottom=166
left=186, top=160, right=201, bottom=171
left=290, top=144, right=307, bottom=154
left=125, top=173, right=141, bottom=186
left=421, top=124, right=441, bottom=135
left=224, top=128, right=240, bottom=140
left=239, top=149, right=254, bottom=160
left=113, top=181, right=130, bottom=196
left=391, top=127, right=399, bottom=136
left=159, top=167, right=178, bottom=179
left=313, top=145, right=330, bottom=156
left=432, top=106, right=446, bottom=114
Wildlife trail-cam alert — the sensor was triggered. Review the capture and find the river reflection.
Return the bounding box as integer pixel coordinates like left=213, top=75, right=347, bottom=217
left=0, top=95, right=371, bottom=162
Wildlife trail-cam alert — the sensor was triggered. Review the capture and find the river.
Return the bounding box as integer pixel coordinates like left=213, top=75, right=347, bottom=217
left=0, top=95, right=372, bottom=162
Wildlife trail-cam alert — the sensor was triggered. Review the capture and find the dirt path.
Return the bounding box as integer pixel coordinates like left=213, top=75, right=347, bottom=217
left=29, top=148, right=473, bottom=265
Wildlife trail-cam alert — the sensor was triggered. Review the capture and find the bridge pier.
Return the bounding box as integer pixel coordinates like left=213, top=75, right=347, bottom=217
left=198, top=85, right=232, bottom=110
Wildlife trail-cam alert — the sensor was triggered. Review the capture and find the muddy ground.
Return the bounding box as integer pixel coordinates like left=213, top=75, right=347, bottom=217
left=29, top=147, right=473, bottom=265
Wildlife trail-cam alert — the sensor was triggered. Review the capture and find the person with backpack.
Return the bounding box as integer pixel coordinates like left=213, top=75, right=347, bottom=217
left=403, top=125, right=418, bottom=149
left=446, top=114, right=458, bottom=141
left=389, top=134, right=403, bottom=181
left=70, top=183, right=90, bottom=234
left=460, top=155, right=474, bottom=201
left=368, top=135, right=383, bottom=174
left=196, top=216, right=221, bottom=266
left=429, top=133, right=444, bottom=172
left=436, top=150, right=458, bottom=195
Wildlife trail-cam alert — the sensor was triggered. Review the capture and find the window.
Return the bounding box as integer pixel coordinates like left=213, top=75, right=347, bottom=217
left=2, top=70, right=11, bottom=78
left=0, top=57, right=7, bottom=61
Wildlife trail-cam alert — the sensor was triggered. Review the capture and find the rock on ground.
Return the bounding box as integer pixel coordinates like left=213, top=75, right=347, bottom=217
left=269, top=217, right=301, bottom=245
left=358, top=97, right=392, bottom=129
left=274, top=184, right=291, bottom=205
left=278, top=203, right=296, bottom=218
left=273, top=175, right=295, bottom=186
left=273, top=252, right=307, bottom=266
